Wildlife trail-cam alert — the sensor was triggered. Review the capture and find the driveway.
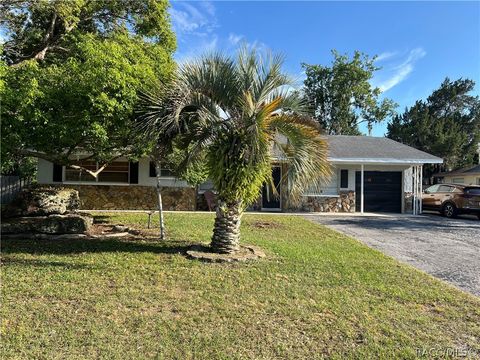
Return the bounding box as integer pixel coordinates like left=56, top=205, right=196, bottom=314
left=306, top=213, right=480, bottom=296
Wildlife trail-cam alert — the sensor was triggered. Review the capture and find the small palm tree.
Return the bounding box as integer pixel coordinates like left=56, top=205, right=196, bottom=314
left=138, top=48, right=330, bottom=253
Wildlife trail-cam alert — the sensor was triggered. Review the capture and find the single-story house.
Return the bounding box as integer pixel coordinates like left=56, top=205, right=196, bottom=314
left=36, top=135, right=443, bottom=214
left=433, top=164, right=480, bottom=186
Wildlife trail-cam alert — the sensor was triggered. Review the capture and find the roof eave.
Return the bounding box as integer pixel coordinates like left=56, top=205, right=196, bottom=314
left=328, top=157, right=443, bottom=165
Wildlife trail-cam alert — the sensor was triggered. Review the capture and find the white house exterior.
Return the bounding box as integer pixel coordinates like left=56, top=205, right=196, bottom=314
left=434, top=165, right=480, bottom=186
left=36, top=135, right=443, bottom=213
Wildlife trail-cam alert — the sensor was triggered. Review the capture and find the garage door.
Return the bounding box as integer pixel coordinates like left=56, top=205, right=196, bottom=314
left=355, top=171, right=402, bottom=213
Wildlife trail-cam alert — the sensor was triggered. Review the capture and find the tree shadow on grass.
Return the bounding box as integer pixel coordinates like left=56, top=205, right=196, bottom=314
left=1, top=237, right=198, bottom=257
left=1, top=257, right=93, bottom=269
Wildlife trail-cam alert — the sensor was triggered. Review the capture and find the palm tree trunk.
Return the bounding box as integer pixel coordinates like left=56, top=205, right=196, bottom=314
left=210, top=200, right=242, bottom=253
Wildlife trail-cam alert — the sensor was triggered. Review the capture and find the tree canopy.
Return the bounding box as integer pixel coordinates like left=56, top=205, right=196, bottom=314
left=0, top=0, right=176, bottom=175
left=302, top=50, right=397, bottom=135
left=387, top=78, right=480, bottom=172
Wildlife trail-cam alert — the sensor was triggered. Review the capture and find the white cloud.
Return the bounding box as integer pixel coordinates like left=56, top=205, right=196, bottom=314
left=169, top=1, right=217, bottom=37
left=375, top=51, right=397, bottom=62
left=176, top=35, right=218, bottom=63
left=373, top=47, right=426, bottom=92
left=228, top=33, right=244, bottom=45
left=199, top=1, right=215, bottom=17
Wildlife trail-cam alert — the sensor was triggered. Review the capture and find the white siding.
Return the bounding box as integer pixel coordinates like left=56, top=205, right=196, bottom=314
left=304, top=170, right=338, bottom=196
left=304, top=164, right=412, bottom=196
left=37, top=158, right=54, bottom=184
left=137, top=158, right=190, bottom=188
left=443, top=174, right=479, bottom=185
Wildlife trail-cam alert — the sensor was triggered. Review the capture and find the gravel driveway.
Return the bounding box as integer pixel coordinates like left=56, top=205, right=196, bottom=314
left=306, top=213, right=480, bottom=296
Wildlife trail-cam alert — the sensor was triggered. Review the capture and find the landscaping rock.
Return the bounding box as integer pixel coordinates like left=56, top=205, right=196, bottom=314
left=1, top=214, right=92, bottom=234
left=112, top=225, right=129, bottom=232
left=3, top=187, right=80, bottom=218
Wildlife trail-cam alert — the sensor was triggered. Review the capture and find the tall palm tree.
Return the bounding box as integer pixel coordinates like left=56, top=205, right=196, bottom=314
left=137, top=48, right=331, bottom=254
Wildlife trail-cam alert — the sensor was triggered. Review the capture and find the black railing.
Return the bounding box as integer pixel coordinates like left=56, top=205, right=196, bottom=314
left=0, top=175, right=32, bottom=205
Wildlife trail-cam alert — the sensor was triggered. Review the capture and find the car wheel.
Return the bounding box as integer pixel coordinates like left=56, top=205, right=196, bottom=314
left=442, top=203, right=458, bottom=218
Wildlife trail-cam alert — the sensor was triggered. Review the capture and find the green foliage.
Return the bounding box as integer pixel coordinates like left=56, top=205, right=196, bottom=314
left=207, top=131, right=271, bottom=206
left=387, top=78, right=480, bottom=172
left=302, top=50, right=397, bottom=135
left=0, top=0, right=176, bottom=172
left=164, top=144, right=209, bottom=186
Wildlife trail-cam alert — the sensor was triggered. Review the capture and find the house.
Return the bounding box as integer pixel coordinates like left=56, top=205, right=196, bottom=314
left=36, top=135, right=443, bottom=214
left=434, top=164, right=480, bottom=186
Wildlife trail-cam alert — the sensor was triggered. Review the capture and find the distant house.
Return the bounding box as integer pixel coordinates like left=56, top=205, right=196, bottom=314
left=36, top=135, right=442, bottom=214
left=434, top=164, right=480, bottom=186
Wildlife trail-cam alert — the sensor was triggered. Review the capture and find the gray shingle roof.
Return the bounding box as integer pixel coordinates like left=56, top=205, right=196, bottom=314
left=436, top=164, right=480, bottom=176
left=464, top=164, right=480, bottom=174
left=325, top=135, right=443, bottom=164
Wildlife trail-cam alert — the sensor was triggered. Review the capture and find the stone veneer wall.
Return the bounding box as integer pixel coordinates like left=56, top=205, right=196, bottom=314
left=404, top=192, right=413, bottom=214
left=52, top=185, right=196, bottom=211
left=287, top=191, right=355, bottom=213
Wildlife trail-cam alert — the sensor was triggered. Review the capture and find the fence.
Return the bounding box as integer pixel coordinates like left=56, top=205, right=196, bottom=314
left=0, top=176, right=32, bottom=205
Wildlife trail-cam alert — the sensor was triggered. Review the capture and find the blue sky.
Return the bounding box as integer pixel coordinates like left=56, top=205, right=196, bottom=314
left=170, top=1, right=480, bottom=136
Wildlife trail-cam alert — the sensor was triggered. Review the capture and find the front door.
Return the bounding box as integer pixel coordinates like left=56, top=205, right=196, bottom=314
left=262, top=166, right=281, bottom=210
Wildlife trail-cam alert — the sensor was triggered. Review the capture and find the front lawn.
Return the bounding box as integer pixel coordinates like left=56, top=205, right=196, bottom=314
left=1, top=213, right=479, bottom=359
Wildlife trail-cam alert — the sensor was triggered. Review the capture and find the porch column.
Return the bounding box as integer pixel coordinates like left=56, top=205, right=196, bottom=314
left=360, top=164, right=364, bottom=214
left=413, top=166, right=417, bottom=215
left=419, top=165, right=423, bottom=214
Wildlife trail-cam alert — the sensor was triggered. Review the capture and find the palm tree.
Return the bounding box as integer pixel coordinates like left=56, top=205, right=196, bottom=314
left=137, top=48, right=331, bottom=254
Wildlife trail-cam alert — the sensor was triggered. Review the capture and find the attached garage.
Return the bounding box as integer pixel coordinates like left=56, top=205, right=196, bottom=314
left=355, top=171, right=402, bottom=213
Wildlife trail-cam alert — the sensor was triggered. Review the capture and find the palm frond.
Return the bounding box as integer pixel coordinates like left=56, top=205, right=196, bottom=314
left=268, top=114, right=332, bottom=202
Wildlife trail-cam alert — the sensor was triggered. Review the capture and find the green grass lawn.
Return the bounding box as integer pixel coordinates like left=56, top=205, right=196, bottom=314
left=2, top=213, right=479, bottom=359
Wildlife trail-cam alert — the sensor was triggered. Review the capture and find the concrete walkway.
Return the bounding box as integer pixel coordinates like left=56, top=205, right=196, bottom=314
left=306, top=213, right=480, bottom=296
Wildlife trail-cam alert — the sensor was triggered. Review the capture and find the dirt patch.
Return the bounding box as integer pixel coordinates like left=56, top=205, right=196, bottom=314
left=86, top=223, right=142, bottom=237
left=186, top=244, right=266, bottom=263
left=250, top=220, right=283, bottom=229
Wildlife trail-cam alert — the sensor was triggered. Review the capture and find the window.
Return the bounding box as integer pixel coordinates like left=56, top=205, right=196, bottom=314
left=477, top=178, right=480, bottom=185
left=452, top=178, right=464, bottom=184
left=98, top=162, right=129, bottom=183
left=65, top=161, right=96, bottom=182
left=149, top=162, right=174, bottom=177
left=425, top=184, right=440, bottom=193
left=465, top=188, right=480, bottom=196
left=466, top=188, right=480, bottom=196
left=438, top=185, right=454, bottom=192
left=65, top=161, right=129, bottom=183
left=340, top=169, right=348, bottom=188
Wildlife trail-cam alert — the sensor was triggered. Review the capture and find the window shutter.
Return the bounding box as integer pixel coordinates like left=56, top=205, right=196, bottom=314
left=340, top=169, right=348, bottom=188
left=53, top=164, right=63, bottom=182
left=129, top=162, right=139, bottom=184
left=149, top=162, right=156, bottom=177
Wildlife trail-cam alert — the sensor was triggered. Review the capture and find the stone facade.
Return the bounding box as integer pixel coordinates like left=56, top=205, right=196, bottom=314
left=287, top=191, right=356, bottom=213
left=404, top=192, right=413, bottom=214
left=52, top=185, right=196, bottom=211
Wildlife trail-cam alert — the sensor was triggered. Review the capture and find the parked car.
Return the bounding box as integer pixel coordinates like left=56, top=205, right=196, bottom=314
left=422, top=184, right=480, bottom=219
